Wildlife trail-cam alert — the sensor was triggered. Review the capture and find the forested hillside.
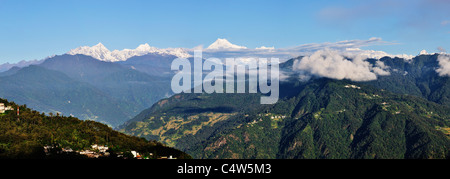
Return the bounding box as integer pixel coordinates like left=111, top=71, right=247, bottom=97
left=0, top=98, right=191, bottom=159
left=120, top=79, right=450, bottom=159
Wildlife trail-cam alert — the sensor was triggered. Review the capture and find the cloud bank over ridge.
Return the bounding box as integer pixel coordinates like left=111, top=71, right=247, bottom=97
left=292, top=49, right=391, bottom=82
left=196, top=37, right=415, bottom=61
left=436, top=54, right=450, bottom=77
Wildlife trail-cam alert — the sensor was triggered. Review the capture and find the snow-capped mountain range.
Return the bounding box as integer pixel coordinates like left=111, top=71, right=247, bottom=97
left=66, top=38, right=279, bottom=62
left=67, top=43, right=191, bottom=62
left=66, top=38, right=421, bottom=63
left=0, top=38, right=435, bottom=73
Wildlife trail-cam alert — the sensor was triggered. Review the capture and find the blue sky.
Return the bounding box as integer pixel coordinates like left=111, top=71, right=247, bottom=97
left=0, top=0, right=449, bottom=63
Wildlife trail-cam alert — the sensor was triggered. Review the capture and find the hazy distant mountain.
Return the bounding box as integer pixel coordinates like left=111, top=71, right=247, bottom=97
left=116, top=53, right=179, bottom=77
left=0, top=54, right=175, bottom=127
left=39, top=54, right=173, bottom=110
left=0, top=65, right=131, bottom=126
left=39, top=54, right=128, bottom=83
left=0, top=66, right=21, bottom=77
left=0, top=59, right=44, bottom=72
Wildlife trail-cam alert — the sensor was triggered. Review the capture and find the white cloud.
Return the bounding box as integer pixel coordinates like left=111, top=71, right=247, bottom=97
left=419, top=50, right=429, bottom=55
left=343, top=48, right=414, bottom=60
left=256, top=46, right=275, bottom=50
left=194, top=37, right=412, bottom=62
left=437, top=47, right=447, bottom=53
left=292, top=49, right=390, bottom=82
left=436, top=54, right=450, bottom=76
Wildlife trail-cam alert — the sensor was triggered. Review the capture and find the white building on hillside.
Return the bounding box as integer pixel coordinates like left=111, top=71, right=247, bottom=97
left=0, top=103, right=13, bottom=114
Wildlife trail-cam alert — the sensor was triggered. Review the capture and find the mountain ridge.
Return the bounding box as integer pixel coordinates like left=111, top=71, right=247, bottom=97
left=120, top=78, right=450, bottom=159
left=119, top=54, right=450, bottom=159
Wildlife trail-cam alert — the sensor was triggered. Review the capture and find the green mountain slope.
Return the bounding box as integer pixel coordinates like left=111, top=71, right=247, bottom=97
left=275, top=79, right=450, bottom=159
left=119, top=91, right=264, bottom=147
left=0, top=98, right=191, bottom=159
left=120, top=79, right=450, bottom=159
left=363, top=54, right=450, bottom=106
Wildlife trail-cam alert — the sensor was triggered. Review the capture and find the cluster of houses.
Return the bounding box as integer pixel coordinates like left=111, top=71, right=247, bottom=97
left=243, top=113, right=287, bottom=127
left=78, top=144, right=110, bottom=158
left=128, top=151, right=176, bottom=159
left=43, top=144, right=110, bottom=158
left=256, top=113, right=287, bottom=120
left=0, top=103, right=14, bottom=114
left=344, top=84, right=361, bottom=89
left=43, top=144, right=176, bottom=159
left=270, top=115, right=286, bottom=120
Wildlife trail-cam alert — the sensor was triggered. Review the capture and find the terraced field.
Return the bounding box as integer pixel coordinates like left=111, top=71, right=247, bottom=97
left=121, top=112, right=237, bottom=147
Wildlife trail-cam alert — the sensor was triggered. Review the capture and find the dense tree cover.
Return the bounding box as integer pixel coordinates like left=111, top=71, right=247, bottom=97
left=364, top=54, right=450, bottom=106
left=0, top=98, right=191, bottom=159
left=192, top=79, right=450, bottom=159
left=121, top=78, right=450, bottom=159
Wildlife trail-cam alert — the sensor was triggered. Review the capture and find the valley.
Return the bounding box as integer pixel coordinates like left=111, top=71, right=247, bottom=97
left=1, top=43, right=449, bottom=159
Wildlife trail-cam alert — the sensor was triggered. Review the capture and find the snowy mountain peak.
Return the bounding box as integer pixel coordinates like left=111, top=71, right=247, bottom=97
left=206, top=38, right=247, bottom=50
left=94, top=42, right=106, bottom=48
left=94, top=43, right=110, bottom=52
left=67, top=43, right=191, bottom=62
